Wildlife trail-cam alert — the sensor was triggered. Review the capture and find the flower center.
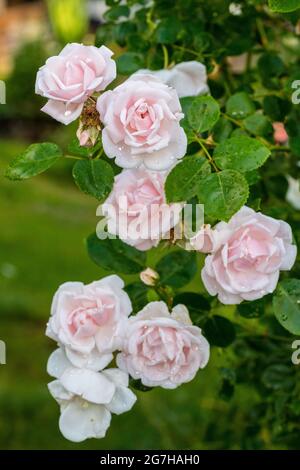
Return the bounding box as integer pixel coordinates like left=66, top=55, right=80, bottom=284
left=68, top=296, right=115, bottom=338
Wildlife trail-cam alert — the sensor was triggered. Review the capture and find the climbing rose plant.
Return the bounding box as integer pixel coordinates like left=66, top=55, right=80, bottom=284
left=5, top=0, right=300, bottom=445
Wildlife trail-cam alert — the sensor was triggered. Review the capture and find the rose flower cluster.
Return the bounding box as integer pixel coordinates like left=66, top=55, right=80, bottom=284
left=37, top=43, right=297, bottom=441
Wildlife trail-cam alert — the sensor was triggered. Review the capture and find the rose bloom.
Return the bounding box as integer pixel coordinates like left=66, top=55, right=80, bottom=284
left=137, top=61, right=209, bottom=98
left=201, top=206, right=297, bottom=304
left=47, top=348, right=136, bottom=442
left=117, top=301, right=210, bottom=389
left=97, top=74, right=187, bottom=170
left=35, top=43, right=116, bottom=124
left=101, top=169, right=183, bottom=251
left=46, top=275, right=132, bottom=368
left=189, top=224, right=217, bottom=253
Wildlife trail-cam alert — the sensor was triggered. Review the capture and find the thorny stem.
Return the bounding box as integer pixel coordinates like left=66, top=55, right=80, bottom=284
left=93, top=147, right=104, bottom=160
left=162, top=45, right=169, bottom=69
left=172, top=44, right=213, bottom=59
left=256, top=17, right=269, bottom=49
left=155, top=285, right=173, bottom=310
left=196, top=136, right=219, bottom=172
left=64, top=154, right=85, bottom=160
left=221, top=113, right=291, bottom=152
left=237, top=328, right=291, bottom=343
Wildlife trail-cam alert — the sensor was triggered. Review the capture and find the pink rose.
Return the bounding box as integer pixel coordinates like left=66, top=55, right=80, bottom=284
left=189, top=224, right=217, bottom=253
left=35, top=43, right=116, bottom=124
left=97, top=74, right=187, bottom=170
left=117, top=301, right=210, bottom=389
left=101, top=169, right=183, bottom=251
left=46, top=275, right=132, bottom=368
left=201, top=206, right=297, bottom=304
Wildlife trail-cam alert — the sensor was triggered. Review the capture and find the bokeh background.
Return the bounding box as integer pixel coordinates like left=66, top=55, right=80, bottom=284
left=0, top=0, right=295, bottom=450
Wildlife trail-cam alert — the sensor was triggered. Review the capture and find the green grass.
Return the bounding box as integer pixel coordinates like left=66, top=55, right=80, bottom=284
left=0, top=138, right=266, bottom=449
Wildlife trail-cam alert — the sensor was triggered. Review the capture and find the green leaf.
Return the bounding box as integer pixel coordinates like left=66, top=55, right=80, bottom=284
left=197, top=169, right=249, bottom=221
left=5, top=143, right=62, bottom=180
left=273, top=279, right=300, bottom=335
left=125, top=282, right=149, bottom=313
left=116, top=52, right=144, bottom=75
left=258, top=53, right=285, bottom=78
left=203, top=315, right=236, bottom=347
left=68, top=138, right=96, bottom=158
left=237, top=298, right=266, bottom=319
left=226, top=92, right=255, bottom=120
left=262, top=364, right=295, bottom=391
left=165, top=156, right=211, bottom=202
left=244, top=170, right=261, bottom=186
left=86, top=233, right=146, bottom=274
left=68, top=140, right=89, bottom=158
left=179, top=97, right=196, bottom=143
left=213, top=117, right=233, bottom=143
left=244, top=113, right=273, bottom=137
left=156, top=250, right=197, bottom=288
left=269, top=0, right=300, bottom=13
left=219, top=368, right=236, bottom=401
left=72, top=160, right=114, bottom=201
left=103, top=5, right=130, bottom=21
left=263, top=96, right=291, bottom=122
left=130, top=378, right=153, bottom=392
left=187, top=96, right=220, bottom=133
left=155, top=17, right=182, bottom=44
left=214, top=136, right=271, bottom=172
left=173, top=292, right=210, bottom=326
left=114, top=22, right=137, bottom=48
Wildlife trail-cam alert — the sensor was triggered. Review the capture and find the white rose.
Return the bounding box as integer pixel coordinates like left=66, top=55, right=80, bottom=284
left=47, top=348, right=136, bottom=442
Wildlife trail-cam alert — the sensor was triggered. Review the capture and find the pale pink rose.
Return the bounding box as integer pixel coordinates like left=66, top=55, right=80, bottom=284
left=101, top=169, right=183, bottom=251
left=189, top=223, right=232, bottom=253
left=273, top=122, right=289, bottom=145
left=35, top=43, right=116, bottom=124
left=46, top=275, right=132, bottom=367
left=117, top=301, right=210, bottom=389
left=201, top=206, right=297, bottom=304
left=97, top=74, right=187, bottom=170
left=190, top=224, right=217, bottom=253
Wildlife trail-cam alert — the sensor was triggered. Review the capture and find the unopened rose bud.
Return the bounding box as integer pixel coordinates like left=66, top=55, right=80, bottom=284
left=76, top=99, right=101, bottom=148
left=76, top=124, right=100, bottom=148
left=140, top=268, right=160, bottom=286
left=273, top=122, right=288, bottom=145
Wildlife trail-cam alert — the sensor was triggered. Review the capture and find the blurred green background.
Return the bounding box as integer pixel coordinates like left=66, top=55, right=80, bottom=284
left=0, top=0, right=295, bottom=450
